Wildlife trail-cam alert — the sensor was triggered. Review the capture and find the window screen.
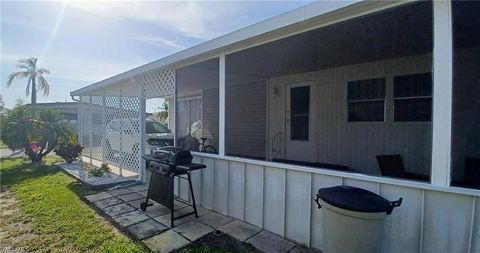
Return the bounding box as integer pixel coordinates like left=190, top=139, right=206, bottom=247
left=394, top=73, right=432, bottom=121
left=290, top=86, right=310, bottom=141
left=347, top=78, right=386, bottom=122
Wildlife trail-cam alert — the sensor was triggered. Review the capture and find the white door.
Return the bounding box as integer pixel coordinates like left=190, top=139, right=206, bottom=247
left=285, top=82, right=316, bottom=162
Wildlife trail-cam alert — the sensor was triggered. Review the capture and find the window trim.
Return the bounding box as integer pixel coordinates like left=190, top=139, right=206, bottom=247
left=393, top=72, right=433, bottom=122
left=347, top=78, right=387, bottom=123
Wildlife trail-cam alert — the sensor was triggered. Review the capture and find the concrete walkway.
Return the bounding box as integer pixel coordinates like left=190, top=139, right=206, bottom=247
left=0, top=149, right=24, bottom=159
left=84, top=184, right=320, bottom=253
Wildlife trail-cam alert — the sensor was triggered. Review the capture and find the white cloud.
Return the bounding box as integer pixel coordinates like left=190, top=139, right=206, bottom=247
left=41, top=54, right=145, bottom=83
left=1, top=53, right=27, bottom=65
left=67, top=1, right=246, bottom=39
left=131, top=35, right=184, bottom=49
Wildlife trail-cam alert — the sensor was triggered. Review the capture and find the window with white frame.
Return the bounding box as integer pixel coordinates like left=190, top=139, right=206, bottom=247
left=393, top=73, right=432, bottom=122
left=347, top=78, right=386, bottom=122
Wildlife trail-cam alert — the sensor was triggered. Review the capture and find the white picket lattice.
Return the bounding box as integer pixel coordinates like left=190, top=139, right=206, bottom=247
left=80, top=96, right=91, bottom=153
left=104, top=96, right=121, bottom=167
left=120, top=94, right=141, bottom=173
left=77, top=69, right=174, bottom=180
left=142, top=68, right=175, bottom=98
left=90, top=96, right=104, bottom=161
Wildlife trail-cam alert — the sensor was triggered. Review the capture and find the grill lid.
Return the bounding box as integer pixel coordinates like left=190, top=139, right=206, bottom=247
left=315, top=186, right=402, bottom=214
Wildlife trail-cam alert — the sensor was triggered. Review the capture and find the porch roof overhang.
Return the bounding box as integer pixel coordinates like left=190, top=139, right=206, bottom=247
left=70, top=0, right=414, bottom=97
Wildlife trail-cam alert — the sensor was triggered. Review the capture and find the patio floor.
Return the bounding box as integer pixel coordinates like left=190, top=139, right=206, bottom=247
left=84, top=184, right=320, bottom=253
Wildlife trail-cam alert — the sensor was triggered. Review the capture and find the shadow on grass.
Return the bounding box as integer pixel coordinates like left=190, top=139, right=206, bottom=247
left=1, top=158, right=60, bottom=187
left=0, top=157, right=147, bottom=253
left=1, top=157, right=97, bottom=197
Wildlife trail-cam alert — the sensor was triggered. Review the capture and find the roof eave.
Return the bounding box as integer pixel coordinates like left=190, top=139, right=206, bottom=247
left=70, top=0, right=413, bottom=97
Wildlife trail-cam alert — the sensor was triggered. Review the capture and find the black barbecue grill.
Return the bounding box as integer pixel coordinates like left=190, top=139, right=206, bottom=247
left=141, top=147, right=206, bottom=228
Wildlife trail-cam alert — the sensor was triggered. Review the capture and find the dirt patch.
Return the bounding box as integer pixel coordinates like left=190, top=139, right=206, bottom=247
left=0, top=187, right=35, bottom=253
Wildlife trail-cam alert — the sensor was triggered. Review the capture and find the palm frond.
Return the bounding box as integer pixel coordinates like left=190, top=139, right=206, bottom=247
left=37, top=76, right=50, bottom=96
left=6, top=71, right=29, bottom=87
left=16, top=63, right=31, bottom=70
left=25, top=77, right=32, bottom=96
left=36, top=68, right=50, bottom=75
left=17, top=57, right=37, bottom=70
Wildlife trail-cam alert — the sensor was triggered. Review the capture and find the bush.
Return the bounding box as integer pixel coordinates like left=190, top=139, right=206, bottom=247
left=87, top=163, right=111, bottom=177
left=55, top=143, right=83, bottom=163
left=0, top=105, right=72, bottom=162
left=55, top=130, right=83, bottom=163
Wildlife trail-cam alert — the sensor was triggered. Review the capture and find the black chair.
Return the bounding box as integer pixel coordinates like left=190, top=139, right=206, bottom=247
left=376, top=154, right=429, bottom=181
left=464, top=157, right=480, bottom=188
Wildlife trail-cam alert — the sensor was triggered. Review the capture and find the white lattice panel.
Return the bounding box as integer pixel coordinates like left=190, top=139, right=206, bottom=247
left=78, top=78, right=145, bottom=179
left=104, top=96, right=121, bottom=167
left=142, top=68, right=175, bottom=98
left=120, top=94, right=141, bottom=173
left=80, top=96, right=91, bottom=155
left=90, top=96, right=104, bottom=161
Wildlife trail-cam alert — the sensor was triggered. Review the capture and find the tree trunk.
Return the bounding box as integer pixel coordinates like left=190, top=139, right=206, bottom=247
left=31, top=78, right=37, bottom=115
left=24, top=142, right=40, bottom=162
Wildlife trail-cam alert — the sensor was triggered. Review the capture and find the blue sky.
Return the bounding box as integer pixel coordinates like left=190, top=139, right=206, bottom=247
left=1, top=0, right=314, bottom=110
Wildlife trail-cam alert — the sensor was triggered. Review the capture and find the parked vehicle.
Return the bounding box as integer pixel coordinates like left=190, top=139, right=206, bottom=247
left=105, top=118, right=174, bottom=154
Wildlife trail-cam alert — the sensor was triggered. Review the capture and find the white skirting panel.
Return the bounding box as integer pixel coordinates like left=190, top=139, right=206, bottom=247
left=244, top=164, right=264, bottom=227
left=227, top=161, right=245, bottom=220
left=185, top=155, right=480, bottom=252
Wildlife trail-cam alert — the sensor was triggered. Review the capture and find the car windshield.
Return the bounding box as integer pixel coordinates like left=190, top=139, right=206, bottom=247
left=146, top=121, right=170, bottom=134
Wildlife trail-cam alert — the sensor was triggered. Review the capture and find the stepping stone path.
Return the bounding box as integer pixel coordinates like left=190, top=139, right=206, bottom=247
left=93, top=197, right=123, bottom=209
left=246, top=231, right=296, bottom=253
left=84, top=185, right=320, bottom=253
left=126, top=219, right=167, bottom=240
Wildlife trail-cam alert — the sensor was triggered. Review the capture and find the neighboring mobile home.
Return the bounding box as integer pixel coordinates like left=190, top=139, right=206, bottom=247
left=28, top=102, right=79, bottom=132
left=72, top=1, right=479, bottom=252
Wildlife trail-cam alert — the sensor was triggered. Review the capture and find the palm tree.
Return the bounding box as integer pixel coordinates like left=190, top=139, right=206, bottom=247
left=5, top=57, right=50, bottom=106
left=154, top=102, right=169, bottom=124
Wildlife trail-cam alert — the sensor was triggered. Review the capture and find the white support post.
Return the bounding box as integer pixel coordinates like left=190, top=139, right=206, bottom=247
left=119, top=91, right=124, bottom=177
left=173, top=71, right=177, bottom=147
left=102, top=90, right=106, bottom=164
left=133, top=77, right=146, bottom=182
left=78, top=96, right=82, bottom=146
left=219, top=52, right=226, bottom=156
left=431, top=0, right=453, bottom=187
left=89, top=96, right=93, bottom=165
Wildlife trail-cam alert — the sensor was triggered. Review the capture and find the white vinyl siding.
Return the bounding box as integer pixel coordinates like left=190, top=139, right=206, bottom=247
left=226, top=80, right=267, bottom=159
left=188, top=154, right=480, bottom=253
left=268, top=54, right=433, bottom=176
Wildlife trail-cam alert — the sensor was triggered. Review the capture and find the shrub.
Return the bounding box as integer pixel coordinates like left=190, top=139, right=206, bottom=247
left=55, top=130, right=83, bottom=163
left=87, top=163, right=111, bottom=177
left=0, top=105, right=72, bottom=162
left=55, top=143, right=83, bottom=163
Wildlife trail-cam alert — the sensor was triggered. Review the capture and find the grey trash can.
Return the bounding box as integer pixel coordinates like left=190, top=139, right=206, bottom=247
left=314, top=186, right=402, bottom=253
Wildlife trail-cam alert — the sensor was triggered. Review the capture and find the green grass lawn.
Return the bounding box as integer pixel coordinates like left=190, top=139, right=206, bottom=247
left=0, top=157, right=149, bottom=253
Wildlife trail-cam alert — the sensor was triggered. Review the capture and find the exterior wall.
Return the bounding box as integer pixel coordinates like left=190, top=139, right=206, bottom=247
left=226, top=80, right=267, bottom=159
left=268, top=54, right=433, bottom=176
left=181, top=154, right=480, bottom=253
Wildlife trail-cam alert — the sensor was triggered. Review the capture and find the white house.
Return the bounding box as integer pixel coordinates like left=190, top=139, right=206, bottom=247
left=71, top=1, right=480, bottom=252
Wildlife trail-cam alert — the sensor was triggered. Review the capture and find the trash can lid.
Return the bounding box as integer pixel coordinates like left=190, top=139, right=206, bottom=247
left=317, top=186, right=392, bottom=213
